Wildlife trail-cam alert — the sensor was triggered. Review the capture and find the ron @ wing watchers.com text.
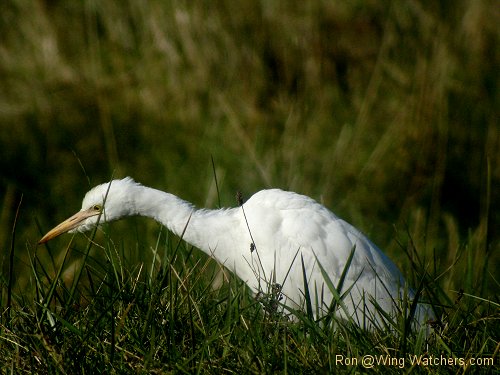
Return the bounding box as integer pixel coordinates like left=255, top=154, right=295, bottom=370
left=335, top=354, right=496, bottom=370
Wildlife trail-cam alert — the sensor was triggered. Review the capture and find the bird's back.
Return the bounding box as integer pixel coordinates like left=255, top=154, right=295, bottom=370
left=239, top=189, right=429, bottom=329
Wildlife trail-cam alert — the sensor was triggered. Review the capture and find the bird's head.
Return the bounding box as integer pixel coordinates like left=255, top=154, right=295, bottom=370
left=39, top=177, right=139, bottom=244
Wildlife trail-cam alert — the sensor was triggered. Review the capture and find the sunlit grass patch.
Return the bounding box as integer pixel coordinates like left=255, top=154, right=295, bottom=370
left=1, top=224, right=497, bottom=373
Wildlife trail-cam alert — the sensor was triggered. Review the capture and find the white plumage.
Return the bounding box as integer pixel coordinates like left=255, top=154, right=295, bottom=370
left=39, top=177, right=434, bottom=330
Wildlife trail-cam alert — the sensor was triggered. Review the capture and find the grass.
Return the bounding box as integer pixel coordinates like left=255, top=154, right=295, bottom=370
left=0, top=0, right=498, bottom=373
left=1, top=224, right=498, bottom=373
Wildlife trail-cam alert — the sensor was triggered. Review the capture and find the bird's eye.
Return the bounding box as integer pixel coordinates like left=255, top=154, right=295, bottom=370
left=93, top=204, right=102, bottom=212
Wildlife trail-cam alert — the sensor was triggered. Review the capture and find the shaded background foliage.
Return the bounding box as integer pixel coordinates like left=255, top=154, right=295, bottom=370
left=0, top=0, right=498, bottom=295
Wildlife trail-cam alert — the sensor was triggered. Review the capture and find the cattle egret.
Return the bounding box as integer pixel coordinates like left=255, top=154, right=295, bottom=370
left=39, top=177, right=434, bottom=330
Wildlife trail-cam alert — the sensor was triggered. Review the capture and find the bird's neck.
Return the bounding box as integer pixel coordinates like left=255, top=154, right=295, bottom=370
left=132, top=185, right=237, bottom=254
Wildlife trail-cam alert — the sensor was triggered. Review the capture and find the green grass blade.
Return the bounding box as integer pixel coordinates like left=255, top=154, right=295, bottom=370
left=300, top=255, right=313, bottom=320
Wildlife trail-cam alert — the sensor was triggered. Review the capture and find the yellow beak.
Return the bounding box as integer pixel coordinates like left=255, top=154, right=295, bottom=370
left=38, top=208, right=99, bottom=244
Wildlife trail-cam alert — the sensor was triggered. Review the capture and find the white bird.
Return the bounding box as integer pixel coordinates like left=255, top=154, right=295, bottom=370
left=39, top=177, right=434, bottom=331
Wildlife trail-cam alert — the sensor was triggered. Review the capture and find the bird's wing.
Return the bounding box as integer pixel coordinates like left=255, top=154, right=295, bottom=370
left=244, top=189, right=406, bottom=307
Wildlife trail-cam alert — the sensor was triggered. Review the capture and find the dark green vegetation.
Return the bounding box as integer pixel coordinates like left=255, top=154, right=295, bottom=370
left=0, top=0, right=498, bottom=373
